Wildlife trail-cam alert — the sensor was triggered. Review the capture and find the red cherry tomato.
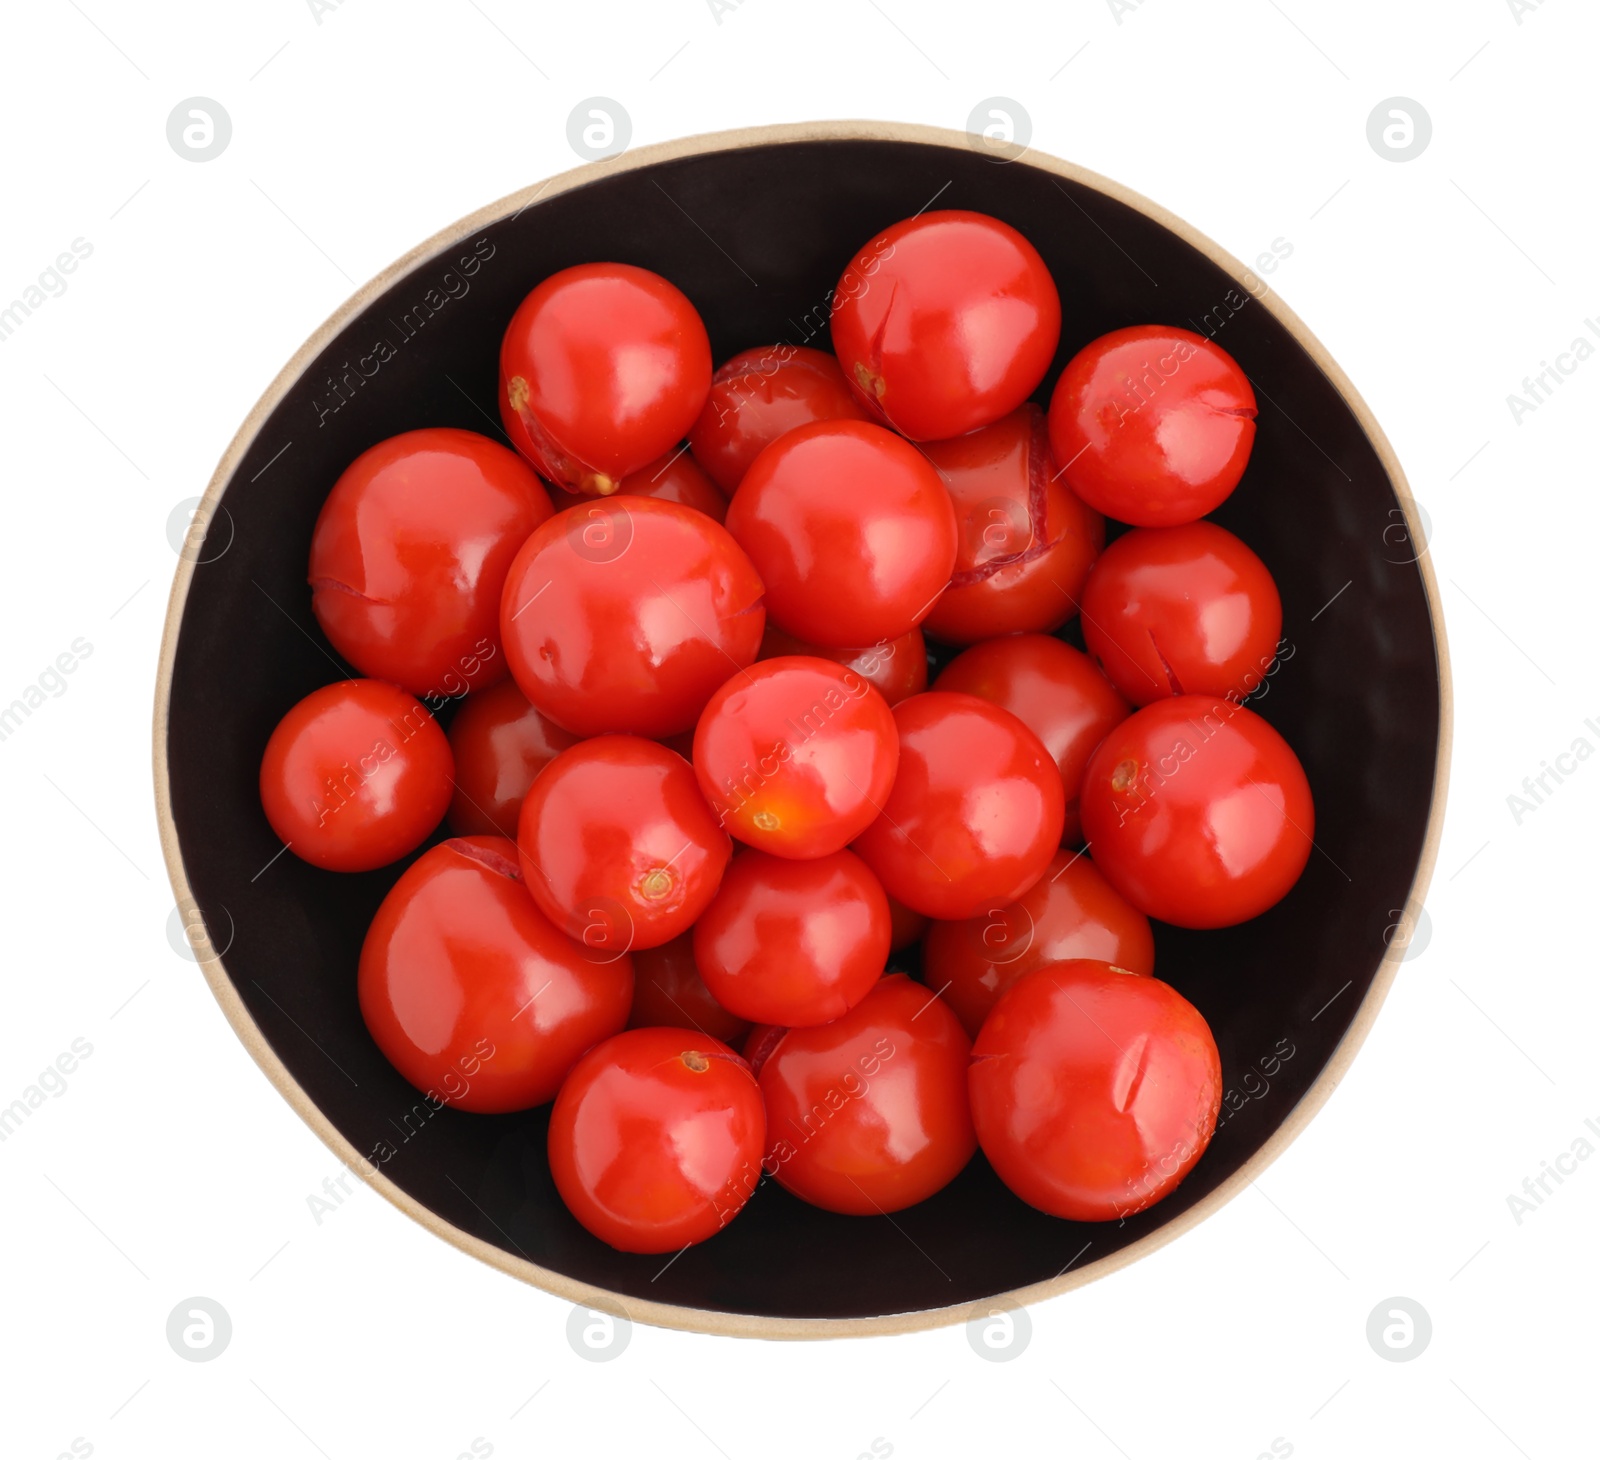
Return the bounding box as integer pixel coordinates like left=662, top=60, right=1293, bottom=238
left=757, top=974, right=975, bottom=1214
left=933, top=633, right=1130, bottom=845
left=852, top=692, right=1064, bottom=919
left=498, top=263, right=711, bottom=496
left=920, top=406, right=1104, bottom=644
left=922, top=850, right=1154, bottom=1038
left=1048, top=325, right=1257, bottom=527
left=1080, top=695, right=1314, bottom=928
left=259, top=679, right=453, bottom=872
left=359, top=837, right=632, bottom=1112
left=500, top=496, right=764, bottom=738
left=518, top=735, right=731, bottom=951
left=614, top=448, right=728, bottom=523
left=445, top=676, right=579, bottom=839
left=549, top=1027, right=764, bottom=1253
left=694, top=849, right=890, bottom=1027
left=688, top=345, right=870, bottom=494
left=886, top=893, right=928, bottom=953
left=308, top=428, right=552, bottom=699
left=1079, top=521, right=1283, bottom=706
left=969, top=960, right=1221, bottom=1221
left=627, top=932, right=750, bottom=1047
left=693, top=656, right=899, bottom=858
left=724, top=419, right=957, bottom=647
left=759, top=624, right=928, bottom=706
left=831, top=210, right=1061, bottom=442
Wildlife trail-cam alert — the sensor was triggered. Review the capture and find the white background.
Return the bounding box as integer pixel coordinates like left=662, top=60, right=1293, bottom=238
left=1, top=1, right=1594, bottom=1456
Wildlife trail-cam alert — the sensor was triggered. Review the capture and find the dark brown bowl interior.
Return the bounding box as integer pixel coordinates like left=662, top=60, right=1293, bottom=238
left=162, top=130, right=1443, bottom=1329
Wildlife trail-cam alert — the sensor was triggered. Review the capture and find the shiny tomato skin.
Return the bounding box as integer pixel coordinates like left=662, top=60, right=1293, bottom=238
left=723, top=419, right=958, bottom=647
left=933, top=633, right=1131, bottom=844
left=1079, top=521, right=1283, bottom=706
left=758, top=623, right=928, bottom=706
left=518, top=735, right=731, bottom=952
left=614, top=448, right=728, bottom=523
left=921, top=406, right=1104, bottom=644
left=358, top=836, right=632, bottom=1112
left=627, top=932, right=750, bottom=1047
left=757, top=974, right=975, bottom=1215
left=1048, top=325, right=1257, bottom=526
left=1080, top=695, right=1314, bottom=928
left=694, top=849, right=890, bottom=1027
left=259, top=679, right=453, bottom=872
left=498, top=263, right=712, bottom=495
left=500, top=496, right=765, bottom=738
left=923, top=850, right=1154, bottom=1039
left=693, top=656, right=899, bottom=858
left=852, top=692, right=1065, bottom=920
left=445, top=675, right=579, bottom=838
left=688, top=345, right=870, bottom=494
left=969, top=960, right=1221, bottom=1221
left=309, top=428, right=552, bottom=699
left=549, top=1027, right=765, bottom=1253
left=831, top=210, right=1061, bottom=442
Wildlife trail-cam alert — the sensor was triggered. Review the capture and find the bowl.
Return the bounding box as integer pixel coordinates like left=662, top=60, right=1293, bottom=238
left=154, top=121, right=1449, bottom=1338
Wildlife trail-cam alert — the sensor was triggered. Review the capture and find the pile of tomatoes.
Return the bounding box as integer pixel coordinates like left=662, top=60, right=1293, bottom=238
left=257, top=208, right=1314, bottom=1255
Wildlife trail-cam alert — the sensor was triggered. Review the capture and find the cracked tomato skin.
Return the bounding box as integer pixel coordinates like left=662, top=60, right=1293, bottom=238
left=627, top=932, right=751, bottom=1047
left=1078, top=521, right=1283, bottom=707
left=693, top=656, right=899, bottom=859
left=851, top=692, right=1065, bottom=920
left=498, top=263, right=712, bottom=496
left=358, top=837, right=633, bottom=1113
left=723, top=419, right=957, bottom=648
left=309, top=428, right=553, bottom=699
left=1048, top=325, right=1257, bottom=527
left=613, top=448, right=728, bottom=523
left=933, top=633, right=1130, bottom=845
left=517, top=735, right=732, bottom=953
left=756, top=974, right=975, bottom=1215
left=549, top=1026, right=765, bottom=1253
left=922, top=850, right=1154, bottom=1039
left=921, top=405, right=1104, bottom=644
left=969, top=960, right=1221, bottom=1222
left=259, top=678, right=453, bottom=873
left=500, top=496, right=765, bottom=739
left=445, top=675, right=579, bottom=839
left=1079, top=695, right=1314, bottom=929
left=688, top=345, right=870, bottom=494
left=830, top=210, right=1061, bottom=442
left=693, top=849, right=890, bottom=1027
